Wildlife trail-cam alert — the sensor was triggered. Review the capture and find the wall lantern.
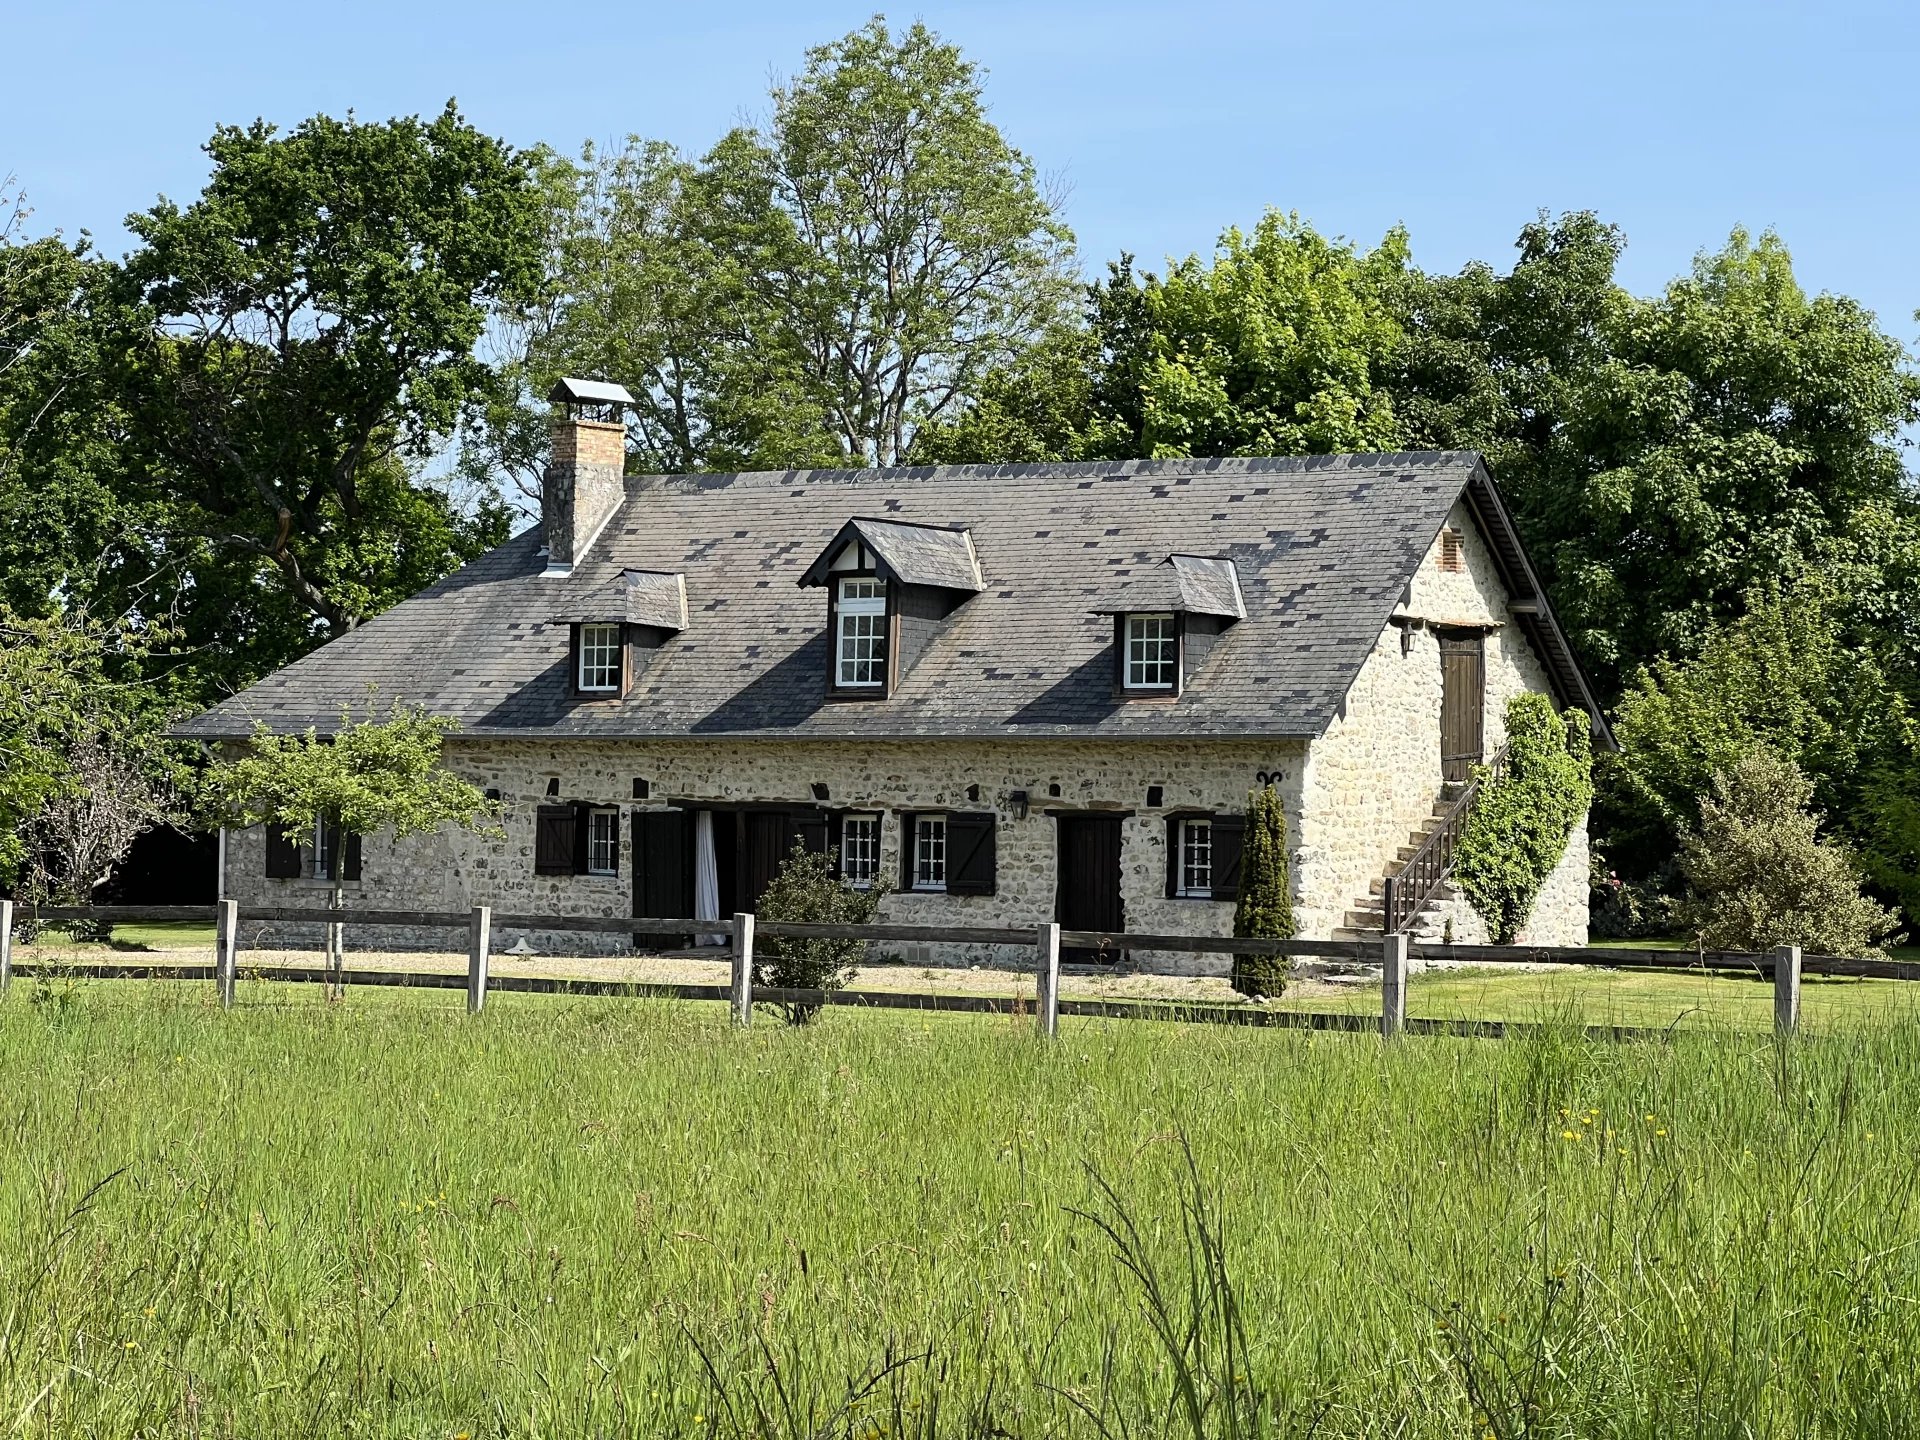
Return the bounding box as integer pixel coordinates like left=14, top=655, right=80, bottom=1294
left=1009, top=789, right=1029, bottom=820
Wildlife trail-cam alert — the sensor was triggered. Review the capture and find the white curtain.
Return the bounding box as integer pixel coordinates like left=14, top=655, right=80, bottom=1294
left=693, top=810, right=723, bottom=945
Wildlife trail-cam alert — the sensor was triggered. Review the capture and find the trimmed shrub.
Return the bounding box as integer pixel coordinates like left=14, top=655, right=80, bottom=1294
left=1231, top=786, right=1296, bottom=998
left=1454, top=693, right=1594, bottom=944
left=753, top=841, right=886, bottom=1023
left=1678, top=747, right=1898, bottom=956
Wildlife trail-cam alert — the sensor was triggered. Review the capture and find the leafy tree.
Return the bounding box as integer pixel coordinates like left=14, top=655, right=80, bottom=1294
left=500, top=20, right=1077, bottom=477
left=751, top=840, right=885, bottom=1023
left=103, top=102, right=540, bottom=668
left=1231, top=785, right=1295, bottom=998
left=201, top=705, right=500, bottom=983
left=1396, top=218, right=1920, bottom=698
left=1453, top=694, right=1594, bottom=944
left=1604, top=577, right=1919, bottom=906
left=1678, top=747, right=1898, bottom=957
left=0, top=607, right=183, bottom=898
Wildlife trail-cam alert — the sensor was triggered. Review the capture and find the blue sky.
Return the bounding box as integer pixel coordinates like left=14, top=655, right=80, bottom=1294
left=6, top=0, right=1916, bottom=343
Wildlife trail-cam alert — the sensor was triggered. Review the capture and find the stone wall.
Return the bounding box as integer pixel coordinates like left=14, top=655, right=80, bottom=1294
left=226, top=735, right=1309, bottom=974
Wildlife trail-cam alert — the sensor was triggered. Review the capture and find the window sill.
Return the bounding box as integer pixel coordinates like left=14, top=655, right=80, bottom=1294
left=277, top=878, right=365, bottom=891
left=908, top=885, right=948, bottom=895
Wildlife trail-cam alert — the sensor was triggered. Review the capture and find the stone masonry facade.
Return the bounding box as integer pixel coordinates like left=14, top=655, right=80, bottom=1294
left=226, top=495, right=1591, bottom=970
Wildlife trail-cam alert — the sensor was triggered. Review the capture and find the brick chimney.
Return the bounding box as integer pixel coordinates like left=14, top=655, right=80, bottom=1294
left=542, top=377, right=634, bottom=573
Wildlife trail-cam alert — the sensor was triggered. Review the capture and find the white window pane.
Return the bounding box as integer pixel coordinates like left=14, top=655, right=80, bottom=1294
left=580, top=624, right=622, bottom=691
left=841, top=814, right=879, bottom=886
left=1124, top=614, right=1176, bottom=689
left=1181, top=819, right=1212, bottom=897
left=915, top=815, right=946, bottom=889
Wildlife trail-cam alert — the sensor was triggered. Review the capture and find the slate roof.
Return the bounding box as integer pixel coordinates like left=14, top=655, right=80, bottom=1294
left=174, top=453, right=1610, bottom=744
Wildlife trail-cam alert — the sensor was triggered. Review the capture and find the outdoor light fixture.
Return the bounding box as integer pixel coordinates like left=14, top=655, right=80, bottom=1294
left=1009, top=790, right=1029, bottom=819
left=546, top=777, right=560, bottom=797
left=810, top=781, right=830, bottom=801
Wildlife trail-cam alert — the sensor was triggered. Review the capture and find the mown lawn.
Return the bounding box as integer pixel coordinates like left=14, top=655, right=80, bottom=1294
left=3, top=980, right=1919, bottom=1438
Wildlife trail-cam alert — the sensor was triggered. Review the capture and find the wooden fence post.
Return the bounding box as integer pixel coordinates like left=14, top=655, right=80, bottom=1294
left=1773, top=943, right=1803, bottom=1036
left=1381, top=931, right=1409, bottom=1038
left=1035, top=923, right=1061, bottom=1037
left=215, top=899, right=238, bottom=1010
left=730, top=913, right=754, bottom=1027
left=0, top=899, right=12, bottom=999
left=467, top=906, right=492, bottom=1015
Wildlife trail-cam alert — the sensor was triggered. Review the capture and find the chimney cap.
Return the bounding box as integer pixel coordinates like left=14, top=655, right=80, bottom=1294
left=548, top=376, right=636, bottom=407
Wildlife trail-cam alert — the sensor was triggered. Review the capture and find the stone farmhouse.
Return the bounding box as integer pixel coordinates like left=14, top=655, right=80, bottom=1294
left=177, top=380, right=1613, bottom=970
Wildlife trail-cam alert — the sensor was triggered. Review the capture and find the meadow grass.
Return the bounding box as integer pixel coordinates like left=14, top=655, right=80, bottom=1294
left=3, top=980, right=1919, bottom=1437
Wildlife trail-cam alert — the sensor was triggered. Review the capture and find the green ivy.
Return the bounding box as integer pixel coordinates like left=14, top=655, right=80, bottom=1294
left=1232, top=785, right=1297, bottom=997
left=1454, top=693, right=1595, bottom=944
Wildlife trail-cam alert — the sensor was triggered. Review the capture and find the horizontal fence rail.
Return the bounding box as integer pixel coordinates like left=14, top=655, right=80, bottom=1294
left=2, top=903, right=1909, bottom=1038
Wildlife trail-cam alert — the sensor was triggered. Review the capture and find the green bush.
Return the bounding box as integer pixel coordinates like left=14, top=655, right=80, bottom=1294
left=1231, top=786, right=1296, bottom=998
left=753, top=841, right=886, bottom=1023
left=1455, top=693, right=1595, bottom=944
left=1678, top=747, right=1898, bottom=956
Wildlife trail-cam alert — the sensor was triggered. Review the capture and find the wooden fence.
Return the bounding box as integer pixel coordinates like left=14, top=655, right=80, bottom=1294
left=0, top=899, right=1911, bottom=1040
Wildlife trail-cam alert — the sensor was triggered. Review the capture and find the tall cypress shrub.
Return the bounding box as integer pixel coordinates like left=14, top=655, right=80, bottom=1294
left=1232, top=785, right=1296, bottom=997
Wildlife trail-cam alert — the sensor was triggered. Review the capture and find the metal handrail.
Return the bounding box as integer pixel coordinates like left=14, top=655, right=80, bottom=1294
left=1381, top=745, right=1509, bottom=934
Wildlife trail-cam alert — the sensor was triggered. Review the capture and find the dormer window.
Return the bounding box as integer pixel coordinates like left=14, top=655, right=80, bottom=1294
left=1124, top=613, right=1178, bottom=690
left=836, top=577, right=888, bottom=687
left=577, top=623, right=623, bottom=692
left=800, top=517, right=985, bottom=700
left=1092, top=555, right=1246, bottom=700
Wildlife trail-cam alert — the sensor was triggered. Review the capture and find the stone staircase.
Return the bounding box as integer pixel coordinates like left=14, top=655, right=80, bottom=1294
left=1331, top=792, right=1462, bottom=942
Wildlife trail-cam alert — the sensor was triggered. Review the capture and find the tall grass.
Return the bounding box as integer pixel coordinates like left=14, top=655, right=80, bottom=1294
left=2, top=982, right=1918, bottom=1436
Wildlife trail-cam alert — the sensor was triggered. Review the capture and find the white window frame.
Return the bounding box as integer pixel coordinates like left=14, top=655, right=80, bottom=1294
left=585, top=806, right=621, bottom=876
left=312, top=817, right=337, bottom=882
left=1177, top=817, right=1213, bottom=899
left=913, top=813, right=947, bottom=892
left=840, top=812, right=881, bottom=888
left=578, top=623, right=623, bottom=693
left=835, top=577, right=888, bottom=689
left=1124, top=613, right=1178, bottom=691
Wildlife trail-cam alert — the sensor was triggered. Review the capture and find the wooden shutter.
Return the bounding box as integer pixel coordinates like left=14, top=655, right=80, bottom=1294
left=899, top=813, right=918, bottom=889
left=633, top=810, right=692, bottom=918
left=793, top=811, right=830, bottom=860
left=567, top=623, right=583, bottom=696
left=1212, top=816, right=1246, bottom=899
left=946, top=812, right=997, bottom=896
left=535, top=804, right=577, bottom=874
left=571, top=802, right=593, bottom=875
left=342, top=831, right=362, bottom=882
left=265, top=825, right=302, bottom=878
left=1165, top=817, right=1183, bottom=898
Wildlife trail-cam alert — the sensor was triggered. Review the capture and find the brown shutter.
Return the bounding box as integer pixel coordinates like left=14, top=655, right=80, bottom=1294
left=1212, top=816, right=1245, bottom=899
left=1165, top=817, right=1182, bottom=898
left=899, top=813, right=918, bottom=889
left=535, top=805, right=577, bottom=874
left=567, top=623, right=583, bottom=696
left=794, top=811, right=830, bottom=859
left=342, top=831, right=362, bottom=882
left=946, top=813, right=997, bottom=896
left=265, top=825, right=302, bottom=878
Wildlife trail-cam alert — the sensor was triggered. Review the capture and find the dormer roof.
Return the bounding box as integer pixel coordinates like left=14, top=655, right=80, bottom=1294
left=1089, top=555, right=1245, bottom=621
left=550, top=569, right=688, bottom=630
left=798, top=517, right=985, bottom=593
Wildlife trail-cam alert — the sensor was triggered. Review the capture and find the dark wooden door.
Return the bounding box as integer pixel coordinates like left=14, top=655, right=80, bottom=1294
left=1439, top=630, right=1486, bottom=782
left=1056, top=815, right=1125, bottom=962
left=632, top=809, right=693, bottom=951
left=741, top=812, right=789, bottom=911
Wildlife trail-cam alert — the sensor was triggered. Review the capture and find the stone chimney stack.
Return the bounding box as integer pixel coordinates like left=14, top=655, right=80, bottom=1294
left=543, top=377, right=635, bottom=573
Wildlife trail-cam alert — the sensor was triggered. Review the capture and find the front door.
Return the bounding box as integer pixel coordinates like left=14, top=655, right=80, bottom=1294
left=1439, top=630, right=1486, bottom=783
left=1056, top=814, right=1125, bottom=963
